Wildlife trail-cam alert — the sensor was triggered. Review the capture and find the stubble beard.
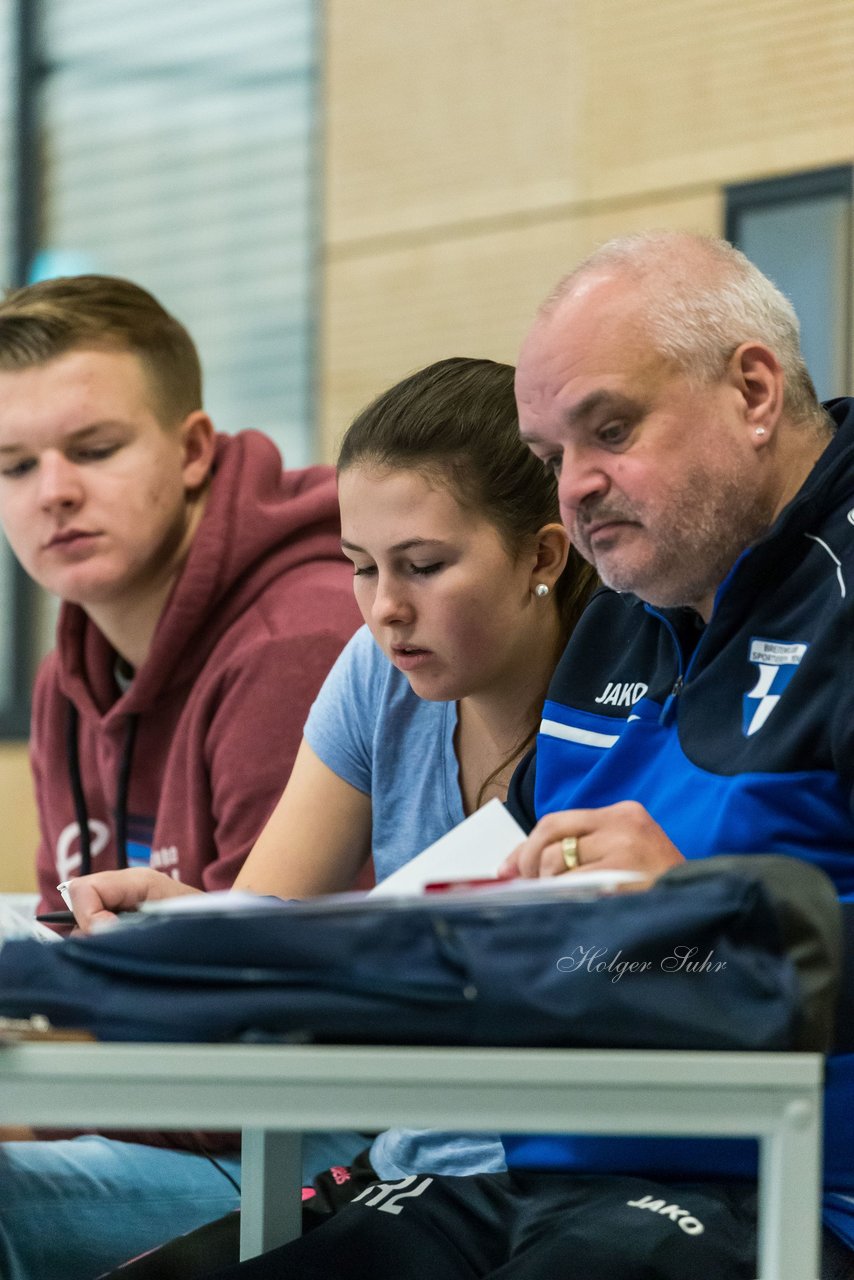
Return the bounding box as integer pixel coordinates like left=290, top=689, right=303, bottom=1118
left=574, top=463, right=771, bottom=612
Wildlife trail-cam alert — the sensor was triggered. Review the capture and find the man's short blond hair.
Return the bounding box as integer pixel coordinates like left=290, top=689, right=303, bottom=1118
left=0, top=275, right=202, bottom=425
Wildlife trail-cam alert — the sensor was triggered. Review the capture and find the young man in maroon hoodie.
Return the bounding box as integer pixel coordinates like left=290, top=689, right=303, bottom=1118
left=0, top=275, right=363, bottom=1280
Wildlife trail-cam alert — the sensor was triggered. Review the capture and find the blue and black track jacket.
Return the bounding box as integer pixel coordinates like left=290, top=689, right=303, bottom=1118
left=504, top=400, right=854, bottom=1230
left=508, top=397, right=854, bottom=885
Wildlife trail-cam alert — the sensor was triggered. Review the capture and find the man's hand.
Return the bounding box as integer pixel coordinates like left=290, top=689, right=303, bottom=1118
left=63, top=868, right=200, bottom=933
left=500, top=801, right=684, bottom=880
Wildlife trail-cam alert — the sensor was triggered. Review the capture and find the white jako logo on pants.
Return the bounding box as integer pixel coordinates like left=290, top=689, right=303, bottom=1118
left=626, top=1194, right=705, bottom=1235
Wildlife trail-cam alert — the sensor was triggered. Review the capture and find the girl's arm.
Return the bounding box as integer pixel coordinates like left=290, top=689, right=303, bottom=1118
left=235, top=737, right=372, bottom=898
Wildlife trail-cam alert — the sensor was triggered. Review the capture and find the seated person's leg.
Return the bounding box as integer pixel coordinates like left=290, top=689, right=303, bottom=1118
left=0, top=1135, right=241, bottom=1280
left=301, top=1129, right=369, bottom=1182
left=204, top=1171, right=519, bottom=1280
left=488, top=1173, right=757, bottom=1280
left=824, top=1228, right=854, bottom=1280
left=198, top=1169, right=854, bottom=1280
left=0, top=1129, right=370, bottom=1280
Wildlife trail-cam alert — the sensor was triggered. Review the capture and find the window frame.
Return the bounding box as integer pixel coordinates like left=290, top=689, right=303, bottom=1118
left=0, top=0, right=42, bottom=738
left=725, top=164, right=854, bottom=399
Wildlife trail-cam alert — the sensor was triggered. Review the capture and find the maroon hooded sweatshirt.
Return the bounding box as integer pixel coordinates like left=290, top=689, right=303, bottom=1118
left=29, top=431, right=361, bottom=1152
left=32, top=429, right=361, bottom=909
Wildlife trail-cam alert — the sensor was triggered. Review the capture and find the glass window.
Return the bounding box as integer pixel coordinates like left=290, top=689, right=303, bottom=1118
left=0, top=0, right=13, bottom=285
left=0, top=0, right=34, bottom=734
left=727, top=168, right=853, bottom=403
left=35, top=0, right=319, bottom=465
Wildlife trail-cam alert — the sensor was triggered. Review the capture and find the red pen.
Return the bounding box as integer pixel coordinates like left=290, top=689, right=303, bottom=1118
left=423, top=877, right=516, bottom=894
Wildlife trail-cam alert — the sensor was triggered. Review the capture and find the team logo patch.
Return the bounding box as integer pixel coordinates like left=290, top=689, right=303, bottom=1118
left=743, top=638, right=807, bottom=737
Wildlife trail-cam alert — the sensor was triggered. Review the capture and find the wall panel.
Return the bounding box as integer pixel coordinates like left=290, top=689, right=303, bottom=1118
left=577, top=0, right=854, bottom=199
left=0, top=746, right=38, bottom=892
left=324, top=0, right=585, bottom=244
left=321, top=188, right=721, bottom=453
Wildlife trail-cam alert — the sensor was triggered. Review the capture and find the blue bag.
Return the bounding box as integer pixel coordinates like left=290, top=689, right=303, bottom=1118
left=0, top=855, right=841, bottom=1053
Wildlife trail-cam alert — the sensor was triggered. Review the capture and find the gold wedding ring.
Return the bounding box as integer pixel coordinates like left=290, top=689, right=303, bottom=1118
left=561, top=835, right=580, bottom=871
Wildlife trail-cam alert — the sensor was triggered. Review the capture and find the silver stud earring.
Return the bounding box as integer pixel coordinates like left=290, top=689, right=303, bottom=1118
left=755, top=427, right=767, bottom=437
left=534, top=583, right=550, bottom=598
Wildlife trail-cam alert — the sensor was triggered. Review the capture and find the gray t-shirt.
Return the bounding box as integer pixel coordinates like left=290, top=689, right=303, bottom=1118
left=304, top=625, right=506, bottom=1178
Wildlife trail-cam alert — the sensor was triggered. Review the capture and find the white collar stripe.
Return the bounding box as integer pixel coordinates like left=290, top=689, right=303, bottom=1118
left=539, top=718, right=620, bottom=749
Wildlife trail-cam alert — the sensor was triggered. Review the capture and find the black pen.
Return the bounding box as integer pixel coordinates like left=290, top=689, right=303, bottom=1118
left=35, top=910, right=77, bottom=925
left=36, top=908, right=138, bottom=925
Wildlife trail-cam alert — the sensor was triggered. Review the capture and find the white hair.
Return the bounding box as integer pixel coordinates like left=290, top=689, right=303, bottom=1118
left=546, top=231, right=822, bottom=424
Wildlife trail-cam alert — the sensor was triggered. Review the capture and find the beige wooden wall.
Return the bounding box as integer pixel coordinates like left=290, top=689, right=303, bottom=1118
left=3, top=0, right=854, bottom=890
left=0, top=743, right=38, bottom=891
left=320, top=0, right=854, bottom=456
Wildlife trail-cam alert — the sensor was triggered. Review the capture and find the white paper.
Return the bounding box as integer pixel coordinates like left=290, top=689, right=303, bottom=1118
left=136, top=799, right=646, bottom=920
left=136, top=889, right=276, bottom=918
left=0, top=896, right=63, bottom=944
left=368, top=799, right=527, bottom=897
left=419, top=866, right=647, bottom=903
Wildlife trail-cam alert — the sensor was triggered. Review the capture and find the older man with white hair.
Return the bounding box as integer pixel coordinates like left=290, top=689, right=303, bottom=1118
left=506, top=231, right=852, bottom=885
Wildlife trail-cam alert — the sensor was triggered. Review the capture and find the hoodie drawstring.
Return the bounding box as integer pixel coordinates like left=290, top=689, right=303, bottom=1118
left=66, top=702, right=139, bottom=875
